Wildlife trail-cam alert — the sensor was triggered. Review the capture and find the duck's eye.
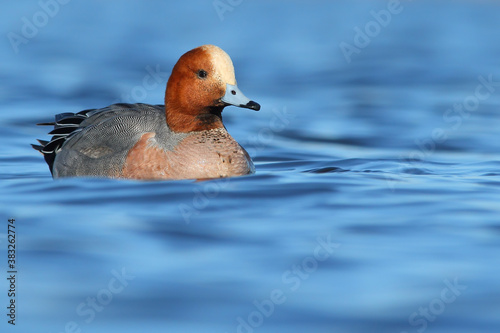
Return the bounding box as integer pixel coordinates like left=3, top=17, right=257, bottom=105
left=197, top=69, right=208, bottom=79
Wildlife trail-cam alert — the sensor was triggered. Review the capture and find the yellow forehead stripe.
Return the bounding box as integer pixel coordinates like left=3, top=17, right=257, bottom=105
left=201, top=45, right=237, bottom=86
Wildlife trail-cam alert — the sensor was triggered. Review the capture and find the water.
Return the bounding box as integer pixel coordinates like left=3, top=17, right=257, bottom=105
left=1, top=1, right=500, bottom=332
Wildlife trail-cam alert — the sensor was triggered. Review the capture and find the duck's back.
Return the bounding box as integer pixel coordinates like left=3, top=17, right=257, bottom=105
left=35, top=103, right=188, bottom=178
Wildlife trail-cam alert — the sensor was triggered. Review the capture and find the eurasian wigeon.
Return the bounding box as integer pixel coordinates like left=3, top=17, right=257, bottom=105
left=32, top=45, right=260, bottom=180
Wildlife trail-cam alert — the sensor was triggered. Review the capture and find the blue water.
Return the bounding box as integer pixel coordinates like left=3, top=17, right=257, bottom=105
left=1, top=1, right=500, bottom=332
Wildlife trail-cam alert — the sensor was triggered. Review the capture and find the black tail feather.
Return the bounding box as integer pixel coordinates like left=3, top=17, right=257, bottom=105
left=31, top=144, right=43, bottom=151
left=33, top=112, right=88, bottom=174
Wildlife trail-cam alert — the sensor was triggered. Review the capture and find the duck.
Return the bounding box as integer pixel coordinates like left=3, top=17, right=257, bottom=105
left=32, top=45, right=260, bottom=180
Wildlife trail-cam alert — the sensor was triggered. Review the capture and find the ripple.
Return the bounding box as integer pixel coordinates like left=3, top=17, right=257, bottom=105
left=304, top=166, right=350, bottom=174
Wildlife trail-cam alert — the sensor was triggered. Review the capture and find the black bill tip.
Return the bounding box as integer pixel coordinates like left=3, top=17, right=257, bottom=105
left=244, top=100, right=261, bottom=111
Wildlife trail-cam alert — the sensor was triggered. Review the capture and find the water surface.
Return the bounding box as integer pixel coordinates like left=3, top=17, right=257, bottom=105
left=1, top=1, right=500, bottom=332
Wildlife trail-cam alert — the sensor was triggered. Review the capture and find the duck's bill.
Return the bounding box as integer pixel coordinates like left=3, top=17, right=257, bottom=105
left=222, top=84, right=260, bottom=111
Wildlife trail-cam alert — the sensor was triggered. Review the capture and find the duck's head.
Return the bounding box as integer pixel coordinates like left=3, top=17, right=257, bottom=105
left=165, top=45, right=260, bottom=132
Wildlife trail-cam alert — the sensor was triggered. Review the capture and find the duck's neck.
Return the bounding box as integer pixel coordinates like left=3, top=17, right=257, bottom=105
left=165, top=103, right=225, bottom=133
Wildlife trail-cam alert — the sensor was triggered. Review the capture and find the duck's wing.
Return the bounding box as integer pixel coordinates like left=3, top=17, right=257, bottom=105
left=33, top=103, right=168, bottom=177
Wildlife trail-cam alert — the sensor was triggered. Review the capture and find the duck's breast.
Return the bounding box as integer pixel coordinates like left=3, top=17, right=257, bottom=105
left=121, top=128, right=255, bottom=180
